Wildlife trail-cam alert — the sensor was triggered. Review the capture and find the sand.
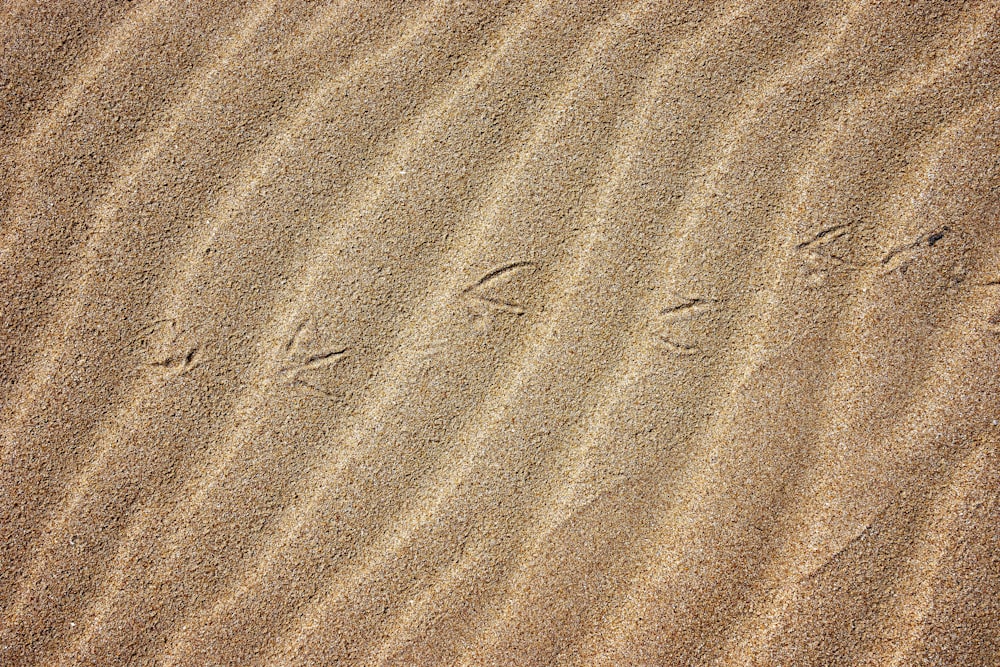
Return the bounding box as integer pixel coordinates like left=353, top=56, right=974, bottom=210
left=1, top=1, right=999, bottom=664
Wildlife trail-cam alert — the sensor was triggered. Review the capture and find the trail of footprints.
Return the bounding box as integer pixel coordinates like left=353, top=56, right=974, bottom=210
left=124, top=229, right=994, bottom=396
left=794, top=222, right=954, bottom=283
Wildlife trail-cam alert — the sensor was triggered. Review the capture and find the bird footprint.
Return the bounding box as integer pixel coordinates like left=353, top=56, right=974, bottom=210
left=133, top=319, right=201, bottom=379
left=462, top=261, right=537, bottom=317
left=795, top=223, right=858, bottom=287
left=656, top=295, right=718, bottom=356
left=879, top=226, right=949, bottom=276
left=278, top=317, right=348, bottom=397
left=975, top=280, right=1000, bottom=335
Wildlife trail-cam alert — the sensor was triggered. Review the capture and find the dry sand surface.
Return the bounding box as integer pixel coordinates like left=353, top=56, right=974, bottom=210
left=2, top=1, right=1000, bottom=665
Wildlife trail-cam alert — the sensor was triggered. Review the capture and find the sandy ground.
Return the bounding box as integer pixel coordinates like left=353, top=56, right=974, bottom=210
left=2, top=1, right=999, bottom=665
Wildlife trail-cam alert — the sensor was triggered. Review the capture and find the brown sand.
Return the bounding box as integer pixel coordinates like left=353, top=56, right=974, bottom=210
left=2, top=1, right=999, bottom=665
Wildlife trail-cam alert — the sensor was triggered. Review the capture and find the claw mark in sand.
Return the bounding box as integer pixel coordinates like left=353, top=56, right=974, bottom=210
left=150, top=345, right=202, bottom=378
left=413, top=338, right=450, bottom=363
left=880, top=225, right=949, bottom=275
left=656, top=295, right=717, bottom=356
left=125, top=319, right=175, bottom=350
left=130, top=319, right=201, bottom=379
left=659, top=296, right=716, bottom=318
left=462, top=261, right=537, bottom=316
left=284, top=319, right=308, bottom=353
left=797, top=223, right=852, bottom=255
left=278, top=317, right=348, bottom=398
left=657, top=337, right=700, bottom=356
left=795, top=223, right=857, bottom=287
left=974, top=279, right=1000, bottom=334
left=802, top=522, right=874, bottom=583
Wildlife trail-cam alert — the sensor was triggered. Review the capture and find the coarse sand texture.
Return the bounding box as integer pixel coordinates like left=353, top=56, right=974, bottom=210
left=2, top=1, right=999, bottom=665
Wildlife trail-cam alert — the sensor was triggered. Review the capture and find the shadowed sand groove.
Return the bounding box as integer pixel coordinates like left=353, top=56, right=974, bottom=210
left=2, top=0, right=999, bottom=665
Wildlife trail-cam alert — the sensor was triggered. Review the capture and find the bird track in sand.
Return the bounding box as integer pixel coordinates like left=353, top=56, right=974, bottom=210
left=461, top=261, right=538, bottom=316
left=278, top=317, right=349, bottom=398
left=974, top=280, right=1000, bottom=334
left=879, top=225, right=950, bottom=276
left=150, top=345, right=202, bottom=378
left=656, top=295, right=718, bottom=356
left=795, top=223, right=860, bottom=288
left=128, top=319, right=202, bottom=379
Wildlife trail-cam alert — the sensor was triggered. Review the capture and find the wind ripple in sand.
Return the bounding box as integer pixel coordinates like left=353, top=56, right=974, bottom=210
left=2, top=1, right=999, bottom=665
